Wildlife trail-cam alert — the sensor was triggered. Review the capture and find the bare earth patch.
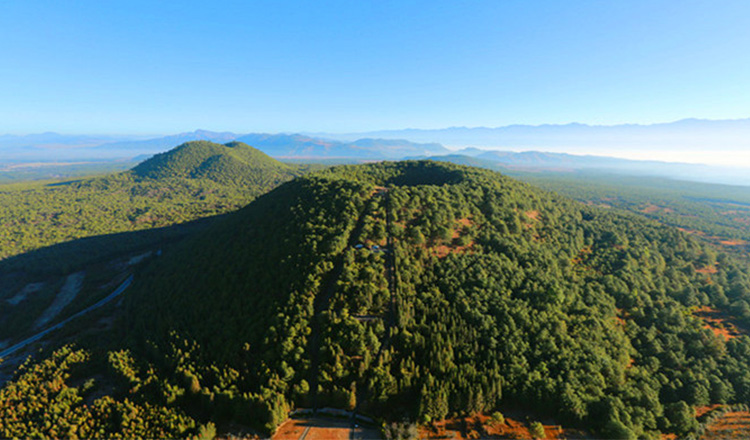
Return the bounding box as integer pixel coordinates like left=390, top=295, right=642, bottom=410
left=33, top=271, right=85, bottom=329
left=419, top=413, right=587, bottom=440
left=696, top=265, right=718, bottom=275
left=457, top=217, right=474, bottom=227
left=719, top=239, right=748, bottom=246
left=5, top=282, right=45, bottom=305
left=696, top=404, right=723, bottom=418
left=702, top=411, right=750, bottom=439
left=429, top=217, right=476, bottom=258
left=694, top=306, right=744, bottom=341
left=273, top=417, right=379, bottom=440
left=524, top=210, right=541, bottom=221
left=678, top=227, right=707, bottom=236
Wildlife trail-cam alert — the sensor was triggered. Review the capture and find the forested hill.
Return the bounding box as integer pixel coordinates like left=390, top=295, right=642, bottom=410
left=4, top=161, right=750, bottom=439
left=0, top=141, right=301, bottom=261
left=131, top=140, right=296, bottom=186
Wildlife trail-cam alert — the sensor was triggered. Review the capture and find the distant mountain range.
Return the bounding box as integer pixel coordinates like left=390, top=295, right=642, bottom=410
left=0, top=132, right=144, bottom=160
left=411, top=152, right=750, bottom=186
left=314, top=118, right=750, bottom=151
left=0, top=130, right=447, bottom=161
left=2, top=119, right=750, bottom=185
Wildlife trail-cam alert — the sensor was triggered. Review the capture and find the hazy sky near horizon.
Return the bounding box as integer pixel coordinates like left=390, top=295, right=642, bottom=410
left=1, top=1, right=749, bottom=135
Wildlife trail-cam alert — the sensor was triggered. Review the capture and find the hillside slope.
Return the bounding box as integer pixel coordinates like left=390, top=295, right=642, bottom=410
left=0, top=141, right=300, bottom=261
left=131, top=140, right=295, bottom=185
left=3, top=161, right=750, bottom=439
left=0, top=141, right=305, bottom=348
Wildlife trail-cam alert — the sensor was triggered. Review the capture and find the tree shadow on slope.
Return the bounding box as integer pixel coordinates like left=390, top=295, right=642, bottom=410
left=0, top=214, right=225, bottom=281
left=0, top=214, right=227, bottom=344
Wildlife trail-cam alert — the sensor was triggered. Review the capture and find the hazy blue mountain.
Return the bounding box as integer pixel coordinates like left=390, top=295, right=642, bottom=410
left=97, top=130, right=239, bottom=156
left=236, top=133, right=448, bottom=158
left=315, top=118, right=750, bottom=151
left=0, top=132, right=139, bottom=161
left=1, top=130, right=448, bottom=163
left=4, top=120, right=750, bottom=185
left=419, top=151, right=750, bottom=186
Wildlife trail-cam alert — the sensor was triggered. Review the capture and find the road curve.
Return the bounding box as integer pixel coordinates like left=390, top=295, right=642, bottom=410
left=0, top=275, right=134, bottom=360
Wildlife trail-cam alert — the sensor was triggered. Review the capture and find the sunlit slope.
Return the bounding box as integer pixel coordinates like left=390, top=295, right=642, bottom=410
left=121, top=161, right=750, bottom=438
left=131, top=140, right=296, bottom=186
left=0, top=141, right=299, bottom=261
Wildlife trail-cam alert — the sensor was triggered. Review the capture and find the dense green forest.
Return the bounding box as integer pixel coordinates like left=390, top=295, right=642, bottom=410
left=3, top=161, right=750, bottom=439
left=0, top=141, right=302, bottom=261
left=0, top=141, right=310, bottom=353
left=432, top=155, right=750, bottom=250
left=521, top=172, right=750, bottom=246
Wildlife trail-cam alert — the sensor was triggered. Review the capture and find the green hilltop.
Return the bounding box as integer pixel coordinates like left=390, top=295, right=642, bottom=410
left=0, top=140, right=302, bottom=262
left=131, top=140, right=295, bottom=186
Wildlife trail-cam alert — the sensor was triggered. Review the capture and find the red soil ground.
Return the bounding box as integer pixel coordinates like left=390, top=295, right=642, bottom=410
left=524, top=210, right=541, bottom=221
left=431, top=218, right=476, bottom=258
left=696, top=404, right=723, bottom=418
left=695, top=265, right=718, bottom=275
left=702, top=411, right=750, bottom=439
left=419, top=413, right=589, bottom=440
left=719, top=239, right=748, bottom=246
left=273, top=417, right=379, bottom=440
left=693, top=306, right=744, bottom=341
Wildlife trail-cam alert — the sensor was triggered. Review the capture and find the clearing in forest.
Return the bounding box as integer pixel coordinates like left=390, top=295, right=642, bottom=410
left=431, top=217, right=476, bottom=258
left=5, top=282, right=45, bottom=305
left=33, top=271, right=85, bottom=329
left=273, top=417, right=379, bottom=440
left=701, top=411, right=750, bottom=439
left=693, top=306, right=744, bottom=341
left=418, top=412, right=588, bottom=440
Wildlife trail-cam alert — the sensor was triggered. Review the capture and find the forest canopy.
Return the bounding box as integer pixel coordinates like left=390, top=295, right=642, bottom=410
left=3, top=160, right=750, bottom=439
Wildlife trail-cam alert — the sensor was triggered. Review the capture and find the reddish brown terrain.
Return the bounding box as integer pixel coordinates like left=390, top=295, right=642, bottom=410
left=693, top=306, right=744, bottom=341
left=273, top=417, right=379, bottom=440
left=431, top=217, right=476, bottom=258
left=418, top=413, right=589, bottom=440
left=695, top=265, right=718, bottom=275
left=701, top=411, right=750, bottom=439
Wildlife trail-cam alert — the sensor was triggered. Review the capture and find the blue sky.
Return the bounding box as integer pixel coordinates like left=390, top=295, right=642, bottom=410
left=1, top=0, right=749, bottom=134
